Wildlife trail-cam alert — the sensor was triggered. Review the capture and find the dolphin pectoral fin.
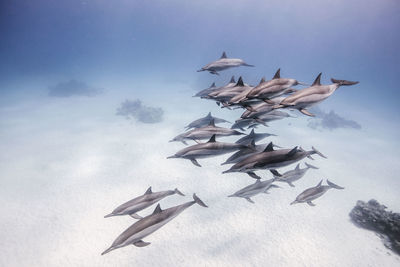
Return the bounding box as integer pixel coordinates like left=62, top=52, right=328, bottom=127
left=190, top=158, right=202, bottom=167
left=288, top=182, right=295, bottom=187
left=307, top=201, right=316, bottom=207
left=246, top=197, right=255, bottom=204
left=299, top=109, right=315, bottom=117
left=247, top=172, right=261, bottom=179
left=130, top=213, right=143, bottom=219
left=307, top=155, right=315, bottom=160
left=193, top=139, right=201, bottom=144
left=133, top=240, right=151, bottom=247
left=181, top=140, right=188, bottom=145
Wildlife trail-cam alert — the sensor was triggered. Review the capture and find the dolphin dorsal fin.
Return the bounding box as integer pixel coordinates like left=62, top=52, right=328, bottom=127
left=153, top=204, right=162, bottom=214
left=236, top=77, right=244, bottom=87
left=316, top=180, right=323, bottom=187
left=259, top=77, right=266, bottom=84
left=145, top=186, right=152, bottom=194
left=250, top=139, right=256, bottom=148
left=273, top=68, right=281, bottom=79
left=287, top=146, right=298, bottom=157
left=312, top=73, right=322, bottom=86
left=210, top=82, right=216, bottom=88
left=295, top=163, right=300, bottom=170
left=220, top=51, right=227, bottom=59
left=207, top=134, right=216, bottom=143
left=206, top=112, right=212, bottom=118
left=263, top=142, right=274, bottom=152
left=249, top=129, right=255, bottom=136
left=208, top=119, right=215, bottom=127
left=230, top=76, right=236, bottom=83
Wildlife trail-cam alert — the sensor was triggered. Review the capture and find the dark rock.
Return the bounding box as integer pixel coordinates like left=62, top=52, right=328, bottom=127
left=116, top=99, right=164, bottom=124
left=349, top=199, right=400, bottom=255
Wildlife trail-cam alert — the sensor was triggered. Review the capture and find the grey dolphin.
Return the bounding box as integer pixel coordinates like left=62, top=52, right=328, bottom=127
left=104, top=187, right=185, bottom=219
left=290, top=179, right=344, bottom=206
left=221, top=141, right=281, bottom=165
left=207, top=77, right=253, bottom=103
left=228, top=178, right=280, bottom=203
left=245, top=69, right=306, bottom=101
left=202, top=76, right=236, bottom=99
left=231, top=118, right=268, bottom=131
left=167, top=134, right=248, bottom=167
left=270, top=162, right=318, bottom=187
left=246, top=110, right=294, bottom=128
left=184, top=112, right=230, bottom=130
left=197, top=52, right=254, bottom=75
left=170, top=120, right=244, bottom=144
left=222, top=143, right=326, bottom=179
left=235, top=129, right=276, bottom=145
left=193, top=82, right=218, bottom=98
left=101, top=194, right=207, bottom=255
left=240, top=98, right=284, bottom=119
left=275, top=73, right=359, bottom=116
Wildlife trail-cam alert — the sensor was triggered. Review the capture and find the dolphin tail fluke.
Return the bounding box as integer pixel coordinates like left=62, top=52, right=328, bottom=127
left=193, top=194, right=208, bottom=207
left=330, top=78, right=359, bottom=86
left=312, top=146, right=327, bottom=159
left=174, top=188, right=185, bottom=196
left=101, top=246, right=115, bottom=255
left=327, top=180, right=344, bottom=190
left=305, top=162, right=319, bottom=169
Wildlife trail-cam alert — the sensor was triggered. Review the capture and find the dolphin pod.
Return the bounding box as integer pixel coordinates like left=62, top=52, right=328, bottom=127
left=197, top=52, right=254, bottom=75
left=104, top=187, right=185, bottom=219
left=102, top=194, right=207, bottom=255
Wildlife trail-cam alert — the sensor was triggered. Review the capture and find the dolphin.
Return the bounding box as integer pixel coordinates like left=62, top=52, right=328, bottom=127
left=270, top=162, right=318, bottom=187
left=197, top=52, right=254, bottom=75
left=206, top=77, right=253, bottom=103
left=170, top=120, right=244, bottom=144
left=245, top=68, right=306, bottom=101
left=221, top=140, right=282, bottom=165
left=231, top=118, right=269, bottom=131
left=235, top=129, right=276, bottom=145
left=167, top=134, right=248, bottom=167
left=226, top=77, right=265, bottom=106
left=228, top=178, right=280, bottom=203
left=202, top=76, right=236, bottom=99
left=240, top=99, right=281, bottom=119
left=222, top=143, right=326, bottom=179
left=193, top=82, right=218, bottom=98
left=290, top=179, right=344, bottom=206
left=274, top=73, right=359, bottom=116
left=245, top=110, right=293, bottom=128
left=104, top=187, right=185, bottom=219
left=101, top=194, right=207, bottom=255
left=184, top=112, right=231, bottom=130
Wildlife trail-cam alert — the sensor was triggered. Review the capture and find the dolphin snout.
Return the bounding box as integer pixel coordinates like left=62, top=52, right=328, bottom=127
left=104, top=213, right=113, bottom=218
left=167, top=155, right=177, bottom=159
left=290, top=200, right=298, bottom=205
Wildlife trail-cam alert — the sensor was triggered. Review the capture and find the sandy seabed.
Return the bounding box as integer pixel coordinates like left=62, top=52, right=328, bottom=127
left=0, top=84, right=399, bottom=267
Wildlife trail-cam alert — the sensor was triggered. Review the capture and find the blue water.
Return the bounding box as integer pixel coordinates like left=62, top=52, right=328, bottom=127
left=1, top=1, right=399, bottom=266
